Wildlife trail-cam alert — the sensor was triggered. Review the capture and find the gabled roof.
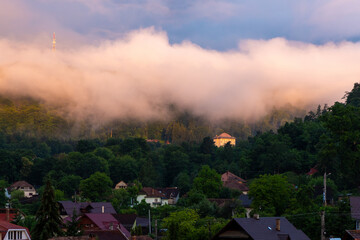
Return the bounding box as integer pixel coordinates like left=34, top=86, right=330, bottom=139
left=221, top=171, right=249, bottom=192
left=58, top=201, right=116, bottom=216
left=221, top=171, right=247, bottom=183
left=83, top=213, right=131, bottom=239
left=212, top=217, right=310, bottom=240
left=345, top=230, right=360, bottom=240
left=223, top=180, right=249, bottom=192
left=139, top=187, right=166, bottom=198
left=213, top=133, right=236, bottom=139
left=156, top=187, right=179, bottom=199
left=350, top=196, right=360, bottom=220
left=10, top=181, right=34, bottom=189
left=0, top=220, right=31, bottom=238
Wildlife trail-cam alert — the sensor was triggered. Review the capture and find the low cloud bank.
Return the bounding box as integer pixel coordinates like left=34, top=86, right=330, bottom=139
left=0, top=28, right=358, bottom=123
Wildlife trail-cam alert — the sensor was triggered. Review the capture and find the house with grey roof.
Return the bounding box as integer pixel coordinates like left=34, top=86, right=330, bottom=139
left=212, top=217, right=310, bottom=240
left=58, top=201, right=116, bottom=218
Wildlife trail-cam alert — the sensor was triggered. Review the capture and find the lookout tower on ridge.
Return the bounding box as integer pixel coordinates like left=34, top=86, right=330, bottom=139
left=52, top=32, right=56, bottom=51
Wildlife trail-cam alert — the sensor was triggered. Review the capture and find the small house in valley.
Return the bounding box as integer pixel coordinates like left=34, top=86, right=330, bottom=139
left=9, top=181, right=36, bottom=198
left=115, top=181, right=128, bottom=190
left=137, top=187, right=167, bottom=207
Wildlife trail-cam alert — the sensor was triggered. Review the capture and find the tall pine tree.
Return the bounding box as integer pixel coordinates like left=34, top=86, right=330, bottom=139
left=33, top=180, right=63, bottom=240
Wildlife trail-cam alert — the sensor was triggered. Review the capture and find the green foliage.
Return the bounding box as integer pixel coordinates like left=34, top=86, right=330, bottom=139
left=65, top=209, right=83, bottom=237
left=12, top=215, right=37, bottom=234
left=111, top=188, right=130, bottom=213
left=162, top=209, right=228, bottom=240
left=134, top=199, right=151, bottom=217
left=192, top=165, right=222, bottom=198
left=11, top=190, right=25, bottom=201
left=57, top=175, right=82, bottom=198
left=79, top=172, right=113, bottom=201
left=130, top=225, right=143, bottom=236
left=33, top=180, right=63, bottom=240
left=249, top=174, right=294, bottom=216
left=109, top=155, right=138, bottom=183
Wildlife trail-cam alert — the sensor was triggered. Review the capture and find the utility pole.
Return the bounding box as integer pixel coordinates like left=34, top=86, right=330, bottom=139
left=148, top=209, right=151, bottom=234
left=155, top=219, right=158, bottom=240
left=321, top=171, right=330, bottom=240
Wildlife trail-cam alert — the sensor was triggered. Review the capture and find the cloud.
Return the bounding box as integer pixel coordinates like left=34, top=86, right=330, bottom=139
left=0, top=28, right=358, bottom=124
left=2, top=0, right=360, bottom=50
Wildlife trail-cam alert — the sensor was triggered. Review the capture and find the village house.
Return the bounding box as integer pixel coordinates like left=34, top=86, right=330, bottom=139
left=156, top=187, right=180, bottom=205
left=213, top=133, right=236, bottom=147
left=115, top=181, right=128, bottom=190
left=78, top=213, right=130, bottom=240
left=221, top=171, right=249, bottom=195
left=0, top=220, right=31, bottom=240
left=212, top=216, right=310, bottom=240
left=136, top=187, right=167, bottom=207
left=58, top=201, right=116, bottom=218
left=9, top=181, right=36, bottom=198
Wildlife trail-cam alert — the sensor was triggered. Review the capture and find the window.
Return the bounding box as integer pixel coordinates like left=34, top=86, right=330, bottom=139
left=8, top=231, right=22, bottom=240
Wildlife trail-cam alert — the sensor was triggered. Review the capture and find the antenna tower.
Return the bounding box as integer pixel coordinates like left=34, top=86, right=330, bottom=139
left=52, top=32, right=56, bottom=51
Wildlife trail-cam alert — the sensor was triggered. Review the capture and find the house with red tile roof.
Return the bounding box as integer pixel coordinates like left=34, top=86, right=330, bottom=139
left=221, top=171, right=249, bottom=194
left=213, top=133, right=236, bottom=147
left=0, top=220, right=31, bottom=240
left=344, top=230, right=360, bottom=240
left=0, top=209, right=18, bottom=222
left=9, top=181, right=36, bottom=198
left=136, top=187, right=167, bottom=207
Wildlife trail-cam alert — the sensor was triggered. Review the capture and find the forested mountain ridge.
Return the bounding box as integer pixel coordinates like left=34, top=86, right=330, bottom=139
left=0, top=94, right=306, bottom=142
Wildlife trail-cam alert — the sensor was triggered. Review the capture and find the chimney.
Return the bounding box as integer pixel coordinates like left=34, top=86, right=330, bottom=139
left=276, top=219, right=280, bottom=231
left=253, top=214, right=259, bottom=220
left=102, top=206, right=104, bottom=213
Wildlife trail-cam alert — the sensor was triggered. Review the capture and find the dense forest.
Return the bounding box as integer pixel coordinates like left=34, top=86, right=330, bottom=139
left=1, top=83, right=360, bottom=239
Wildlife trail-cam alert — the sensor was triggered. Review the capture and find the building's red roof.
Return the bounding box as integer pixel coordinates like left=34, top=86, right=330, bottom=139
left=345, top=230, right=360, bottom=240
left=139, top=187, right=166, bottom=198
left=82, top=214, right=131, bottom=239
left=10, top=181, right=34, bottom=189
left=0, top=209, right=17, bottom=222
left=221, top=171, right=248, bottom=192
left=306, top=168, right=318, bottom=176
left=221, top=171, right=247, bottom=183
left=0, top=220, right=30, bottom=237
left=214, top=133, right=235, bottom=139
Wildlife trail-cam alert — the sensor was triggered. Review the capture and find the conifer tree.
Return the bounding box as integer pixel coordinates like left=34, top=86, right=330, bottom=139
left=33, top=180, right=63, bottom=240
left=65, top=209, right=83, bottom=236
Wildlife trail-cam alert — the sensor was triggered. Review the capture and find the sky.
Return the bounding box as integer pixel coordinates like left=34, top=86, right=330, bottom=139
left=0, top=0, right=360, bottom=122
